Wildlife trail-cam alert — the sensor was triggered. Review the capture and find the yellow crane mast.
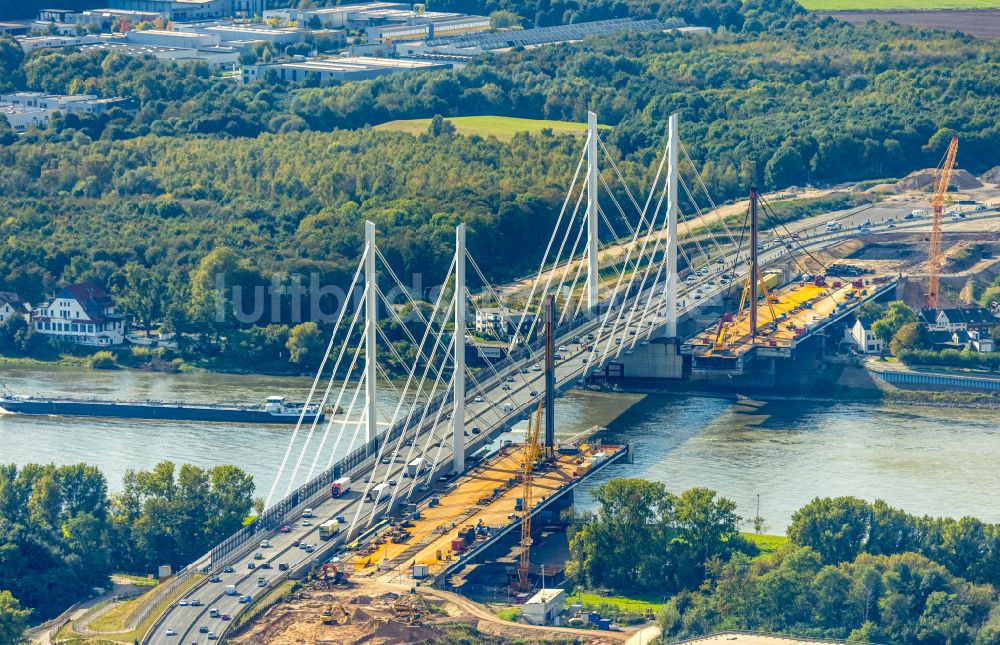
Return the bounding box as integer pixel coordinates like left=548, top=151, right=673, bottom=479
left=517, top=402, right=543, bottom=591
left=927, top=136, right=959, bottom=309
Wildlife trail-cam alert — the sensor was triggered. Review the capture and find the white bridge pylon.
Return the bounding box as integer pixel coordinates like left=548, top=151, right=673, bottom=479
left=264, top=113, right=743, bottom=533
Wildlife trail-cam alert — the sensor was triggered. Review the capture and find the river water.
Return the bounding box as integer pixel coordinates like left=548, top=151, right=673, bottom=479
left=1, top=364, right=998, bottom=531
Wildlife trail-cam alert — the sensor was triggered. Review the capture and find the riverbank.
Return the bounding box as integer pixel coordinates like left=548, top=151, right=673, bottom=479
left=592, top=378, right=1000, bottom=411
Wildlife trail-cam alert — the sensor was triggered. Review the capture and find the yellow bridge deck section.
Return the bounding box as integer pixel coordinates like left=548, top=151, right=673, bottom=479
left=347, top=443, right=621, bottom=579
left=687, top=278, right=876, bottom=358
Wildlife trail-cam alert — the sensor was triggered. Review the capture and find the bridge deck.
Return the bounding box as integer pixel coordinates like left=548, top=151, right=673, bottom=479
left=685, top=278, right=882, bottom=358
left=346, top=443, right=621, bottom=580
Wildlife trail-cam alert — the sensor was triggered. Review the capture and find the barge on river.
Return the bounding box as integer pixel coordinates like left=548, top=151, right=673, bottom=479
left=0, top=393, right=325, bottom=424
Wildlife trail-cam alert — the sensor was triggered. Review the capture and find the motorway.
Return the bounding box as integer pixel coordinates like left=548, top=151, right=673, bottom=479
left=147, top=208, right=1000, bottom=644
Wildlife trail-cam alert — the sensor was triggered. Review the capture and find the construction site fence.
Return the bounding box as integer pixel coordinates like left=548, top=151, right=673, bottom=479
left=23, top=601, right=80, bottom=641
left=131, top=570, right=199, bottom=632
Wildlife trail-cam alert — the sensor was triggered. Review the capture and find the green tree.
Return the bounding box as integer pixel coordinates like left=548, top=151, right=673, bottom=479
left=871, top=301, right=917, bottom=342
left=286, top=322, right=326, bottom=367
left=890, top=322, right=931, bottom=356
left=489, top=10, right=521, bottom=28
left=788, top=497, right=873, bottom=564
left=0, top=590, right=30, bottom=645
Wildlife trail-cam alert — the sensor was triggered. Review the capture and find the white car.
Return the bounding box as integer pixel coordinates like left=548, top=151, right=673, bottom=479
left=474, top=396, right=484, bottom=403
left=165, top=629, right=177, bottom=636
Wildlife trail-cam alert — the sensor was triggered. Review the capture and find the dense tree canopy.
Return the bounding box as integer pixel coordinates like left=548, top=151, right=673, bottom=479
left=0, top=461, right=254, bottom=628
left=567, top=479, right=750, bottom=594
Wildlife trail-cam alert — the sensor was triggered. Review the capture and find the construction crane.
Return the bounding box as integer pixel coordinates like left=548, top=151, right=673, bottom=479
left=516, top=402, right=543, bottom=591
left=715, top=188, right=779, bottom=349
left=926, top=135, right=959, bottom=309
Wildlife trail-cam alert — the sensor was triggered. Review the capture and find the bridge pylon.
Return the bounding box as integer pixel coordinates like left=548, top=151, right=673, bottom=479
left=664, top=113, right=679, bottom=338
left=453, top=223, right=466, bottom=474
left=365, top=220, right=378, bottom=444
left=587, top=111, right=600, bottom=312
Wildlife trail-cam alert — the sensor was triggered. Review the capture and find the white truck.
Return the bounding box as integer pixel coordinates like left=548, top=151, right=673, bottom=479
left=366, top=482, right=390, bottom=503
left=407, top=457, right=427, bottom=478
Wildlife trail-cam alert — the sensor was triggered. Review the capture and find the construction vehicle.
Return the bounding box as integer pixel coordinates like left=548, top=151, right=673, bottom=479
left=320, top=563, right=350, bottom=587
left=927, top=136, right=959, bottom=308
left=320, top=603, right=349, bottom=625
left=392, top=597, right=425, bottom=624
left=514, top=403, right=543, bottom=592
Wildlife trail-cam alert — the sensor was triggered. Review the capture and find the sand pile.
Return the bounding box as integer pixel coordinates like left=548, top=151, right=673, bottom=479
left=981, top=166, right=1000, bottom=184
left=864, top=168, right=983, bottom=195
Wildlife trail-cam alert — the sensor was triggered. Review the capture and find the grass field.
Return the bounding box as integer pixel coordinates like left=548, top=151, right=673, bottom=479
left=565, top=591, right=666, bottom=614
left=800, top=0, right=1000, bottom=9
left=375, top=116, right=609, bottom=141
left=742, top=532, right=790, bottom=556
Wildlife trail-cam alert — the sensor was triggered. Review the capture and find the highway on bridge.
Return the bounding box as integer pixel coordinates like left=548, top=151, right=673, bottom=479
left=146, top=210, right=1000, bottom=645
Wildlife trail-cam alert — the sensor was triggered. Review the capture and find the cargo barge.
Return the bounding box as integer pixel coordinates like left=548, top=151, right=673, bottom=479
left=0, top=393, right=325, bottom=424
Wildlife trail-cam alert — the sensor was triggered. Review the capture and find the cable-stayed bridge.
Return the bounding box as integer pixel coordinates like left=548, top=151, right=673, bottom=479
left=143, top=114, right=969, bottom=644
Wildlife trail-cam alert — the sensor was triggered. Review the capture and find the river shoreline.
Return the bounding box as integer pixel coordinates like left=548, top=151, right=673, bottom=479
left=589, top=381, right=1000, bottom=411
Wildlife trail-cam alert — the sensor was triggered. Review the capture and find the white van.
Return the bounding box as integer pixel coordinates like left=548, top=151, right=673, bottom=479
left=225, top=585, right=237, bottom=596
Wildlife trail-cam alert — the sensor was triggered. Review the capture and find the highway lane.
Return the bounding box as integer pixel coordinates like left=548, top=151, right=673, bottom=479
left=146, top=210, right=1000, bottom=644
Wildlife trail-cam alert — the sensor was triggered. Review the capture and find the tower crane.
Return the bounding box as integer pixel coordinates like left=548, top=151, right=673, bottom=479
left=516, top=402, right=543, bottom=591
left=926, top=136, right=959, bottom=309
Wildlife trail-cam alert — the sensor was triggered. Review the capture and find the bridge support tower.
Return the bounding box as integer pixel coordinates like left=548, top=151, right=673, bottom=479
left=587, top=111, right=600, bottom=312
left=665, top=113, right=679, bottom=338
left=365, top=220, right=378, bottom=444
left=453, top=223, right=466, bottom=474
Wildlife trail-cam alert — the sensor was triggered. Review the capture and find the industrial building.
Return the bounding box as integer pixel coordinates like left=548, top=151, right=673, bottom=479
left=0, top=104, right=50, bottom=133
left=522, top=588, right=567, bottom=626
left=1, top=91, right=130, bottom=133
left=127, top=28, right=220, bottom=48
left=78, top=41, right=241, bottom=69
left=243, top=56, right=451, bottom=84
left=105, top=0, right=231, bottom=21
left=263, top=2, right=409, bottom=28
left=201, top=24, right=305, bottom=44
left=366, top=13, right=491, bottom=44
left=397, top=17, right=687, bottom=55
left=1, top=92, right=129, bottom=115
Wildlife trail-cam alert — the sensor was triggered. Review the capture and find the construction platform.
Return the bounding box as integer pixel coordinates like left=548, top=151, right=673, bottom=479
left=682, top=275, right=896, bottom=370
left=345, top=442, right=627, bottom=583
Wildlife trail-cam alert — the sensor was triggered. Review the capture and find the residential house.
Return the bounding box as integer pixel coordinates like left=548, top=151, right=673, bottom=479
left=921, top=306, right=997, bottom=334
left=474, top=307, right=535, bottom=343
left=969, top=330, right=995, bottom=353
left=846, top=317, right=883, bottom=354
left=0, top=292, right=28, bottom=324
left=31, top=281, right=127, bottom=346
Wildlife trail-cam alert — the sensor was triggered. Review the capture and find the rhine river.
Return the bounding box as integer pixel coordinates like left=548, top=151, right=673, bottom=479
left=2, top=363, right=998, bottom=531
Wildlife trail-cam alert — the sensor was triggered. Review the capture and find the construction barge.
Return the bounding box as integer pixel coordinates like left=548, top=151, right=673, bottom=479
left=344, top=438, right=629, bottom=589
left=0, top=392, right=325, bottom=425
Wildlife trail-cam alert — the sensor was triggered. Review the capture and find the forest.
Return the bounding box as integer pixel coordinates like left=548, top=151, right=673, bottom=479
left=0, top=0, right=997, bottom=361
left=571, top=483, right=1000, bottom=643
left=0, top=460, right=255, bottom=624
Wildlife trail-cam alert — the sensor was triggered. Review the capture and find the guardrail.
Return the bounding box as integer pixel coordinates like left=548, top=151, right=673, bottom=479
left=24, top=602, right=80, bottom=643
left=131, top=570, right=195, bottom=632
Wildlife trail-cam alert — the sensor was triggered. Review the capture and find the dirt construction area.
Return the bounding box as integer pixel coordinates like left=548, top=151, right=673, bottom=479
left=821, top=9, right=1000, bottom=40
left=229, top=577, right=627, bottom=645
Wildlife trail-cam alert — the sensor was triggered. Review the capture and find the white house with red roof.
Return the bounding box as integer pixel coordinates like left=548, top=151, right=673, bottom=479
left=31, top=281, right=127, bottom=346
